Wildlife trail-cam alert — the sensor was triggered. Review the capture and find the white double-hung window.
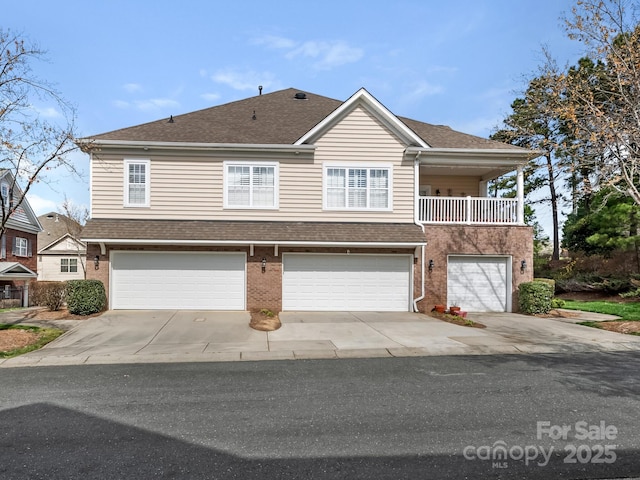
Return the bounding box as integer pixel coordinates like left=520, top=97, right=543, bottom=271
left=124, top=159, right=150, bottom=207
left=225, top=162, right=278, bottom=208
left=325, top=165, right=391, bottom=210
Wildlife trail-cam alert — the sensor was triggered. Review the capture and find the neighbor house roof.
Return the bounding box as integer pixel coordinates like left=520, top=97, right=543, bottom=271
left=85, top=88, right=526, bottom=152
left=82, top=219, right=426, bottom=246
left=37, top=212, right=82, bottom=243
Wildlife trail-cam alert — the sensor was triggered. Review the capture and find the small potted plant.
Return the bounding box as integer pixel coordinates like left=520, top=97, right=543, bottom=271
left=433, top=304, right=446, bottom=313
left=448, top=301, right=461, bottom=314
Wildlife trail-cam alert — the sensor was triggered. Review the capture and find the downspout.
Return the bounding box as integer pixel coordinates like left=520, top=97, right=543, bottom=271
left=412, top=151, right=426, bottom=312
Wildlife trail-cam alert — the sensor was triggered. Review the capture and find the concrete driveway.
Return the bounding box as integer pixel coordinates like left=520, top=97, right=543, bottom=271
left=2, top=309, right=640, bottom=367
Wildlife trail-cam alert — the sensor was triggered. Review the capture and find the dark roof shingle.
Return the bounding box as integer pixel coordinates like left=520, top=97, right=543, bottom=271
left=82, top=219, right=426, bottom=245
left=88, top=87, right=524, bottom=152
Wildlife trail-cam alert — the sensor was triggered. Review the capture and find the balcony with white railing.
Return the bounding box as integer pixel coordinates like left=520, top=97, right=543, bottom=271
left=417, top=196, right=522, bottom=225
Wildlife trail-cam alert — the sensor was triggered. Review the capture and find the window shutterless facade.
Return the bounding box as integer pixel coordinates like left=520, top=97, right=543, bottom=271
left=124, top=159, right=150, bottom=207
left=61, top=258, right=78, bottom=273
left=324, top=165, right=392, bottom=210
left=224, top=162, right=278, bottom=209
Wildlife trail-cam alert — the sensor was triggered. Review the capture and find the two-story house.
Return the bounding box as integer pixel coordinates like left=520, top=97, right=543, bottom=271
left=0, top=170, right=42, bottom=307
left=37, top=212, right=86, bottom=281
left=80, top=88, right=534, bottom=313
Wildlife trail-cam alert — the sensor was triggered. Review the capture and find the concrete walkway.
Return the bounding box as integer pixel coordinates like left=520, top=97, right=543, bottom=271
left=2, top=309, right=640, bottom=368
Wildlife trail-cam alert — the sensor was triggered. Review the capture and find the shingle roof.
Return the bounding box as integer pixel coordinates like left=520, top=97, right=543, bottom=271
left=37, top=212, right=82, bottom=249
left=81, top=219, right=426, bottom=245
left=91, top=88, right=342, bottom=145
left=88, top=87, right=523, bottom=151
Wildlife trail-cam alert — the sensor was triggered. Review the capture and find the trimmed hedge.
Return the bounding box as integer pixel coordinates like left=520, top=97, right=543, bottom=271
left=30, top=281, right=67, bottom=311
left=66, top=280, right=106, bottom=315
left=519, top=281, right=554, bottom=314
left=533, top=278, right=556, bottom=293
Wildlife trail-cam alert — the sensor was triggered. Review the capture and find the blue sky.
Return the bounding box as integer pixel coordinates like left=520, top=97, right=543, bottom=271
left=5, top=0, right=582, bottom=236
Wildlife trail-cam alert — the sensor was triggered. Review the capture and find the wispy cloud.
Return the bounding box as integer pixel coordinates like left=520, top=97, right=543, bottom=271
left=252, top=34, right=363, bottom=70
left=112, top=98, right=180, bottom=111
left=252, top=34, right=297, bottom=49
left=211, top=69, right=279, bottom=91
left=134, top=98, right=180, bottom=111
left=407, top=80, right=444, bottom=98
left=34, top=106, right=62, bottom=118
left=26, top=193, right=58, bottom=216
left=287, top=40, right=363, bottom=70
left=123, top=83, right=143, bottom=93
left=201, top=92, right=221, bottom=102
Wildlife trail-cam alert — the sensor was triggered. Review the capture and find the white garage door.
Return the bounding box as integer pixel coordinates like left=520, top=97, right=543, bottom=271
left=282, top=254, right=412, bottom=311
left=447, top=256, right=510, bottom=312
left=111, top=252, right=245, bottom=310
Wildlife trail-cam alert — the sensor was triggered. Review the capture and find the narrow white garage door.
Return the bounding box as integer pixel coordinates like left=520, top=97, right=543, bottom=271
left=282, top=254, right=412, bottom=311
left=111, top=252, right=245, bottom=310
left=447, top=256, right=510, bottom=312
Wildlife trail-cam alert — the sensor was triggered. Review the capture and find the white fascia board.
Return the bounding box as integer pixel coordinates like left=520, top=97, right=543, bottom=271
left=408, top=147, right=539, bottom=166
left=81, top=238, right=426, bottom=248
left=295, top=88, right=428, bottom=148
left=79, top=139, right=316, bottom=154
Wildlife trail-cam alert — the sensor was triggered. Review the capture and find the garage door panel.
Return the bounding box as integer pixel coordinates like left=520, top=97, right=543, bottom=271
left=111, top=252, right=245, bottom=310
left=447, top=256, right=509, bottom=312
left=283, top=254, right=411, bottom=311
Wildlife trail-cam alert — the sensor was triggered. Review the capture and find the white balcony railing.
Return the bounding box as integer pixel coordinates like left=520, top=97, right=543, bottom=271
left=417, top=196, right=520, bottom=225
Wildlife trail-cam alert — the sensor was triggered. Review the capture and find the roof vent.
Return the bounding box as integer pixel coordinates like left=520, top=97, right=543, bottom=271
left=294, top=92, right=307, bottom=100
left=168, top=115, right=174, bottom=123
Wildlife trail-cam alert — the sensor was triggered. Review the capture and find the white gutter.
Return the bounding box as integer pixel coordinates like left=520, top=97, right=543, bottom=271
left=412, top=151, right=426, bottom=312
left=79, top=139, right=316, bottom=154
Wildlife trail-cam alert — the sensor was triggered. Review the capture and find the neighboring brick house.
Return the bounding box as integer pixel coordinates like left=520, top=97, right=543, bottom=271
left=79, top=88, right=535, bottom=313
left=37, top=212, right=86, bottom=281
left=0, top=170, right=42, bottom=307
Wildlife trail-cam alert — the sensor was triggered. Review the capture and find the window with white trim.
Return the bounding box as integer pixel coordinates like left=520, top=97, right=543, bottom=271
left=1, top=182, right=9, bottom=209
left=13, top=237, right=29, bottom=257
left=124, top=159, right=150, bottom=207
left=61, top=258, right=78, bottom=273
left=325, top=166, right=391, bottom=210
left=225, top=163, right=277, bottom=208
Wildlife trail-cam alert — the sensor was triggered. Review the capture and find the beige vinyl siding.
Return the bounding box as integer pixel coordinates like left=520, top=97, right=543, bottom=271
left=313, top=106, right=414, bottom=222
left=90, top=105, right=414, bottom=222
left=38, top=255, right=85, bottom=281
left=419, top=175, right=481, bottom=197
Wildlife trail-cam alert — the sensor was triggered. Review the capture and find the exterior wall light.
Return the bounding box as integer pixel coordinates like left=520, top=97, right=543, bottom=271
left=428, top=259, right=434, bottom=272
left=261, top=257, right=267, bottom=273
left=94, top=255, right=100, bottom=270
left=520, top=260, right=527, bottom=273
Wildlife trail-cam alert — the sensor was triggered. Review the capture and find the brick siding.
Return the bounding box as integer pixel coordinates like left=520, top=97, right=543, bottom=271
left=417, top=225, right=533, bottom=313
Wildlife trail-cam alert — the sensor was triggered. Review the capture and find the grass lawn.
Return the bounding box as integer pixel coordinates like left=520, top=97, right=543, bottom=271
left=0, top=324, right=64, bottom=359
left=562, top=300, right=640, bottom=321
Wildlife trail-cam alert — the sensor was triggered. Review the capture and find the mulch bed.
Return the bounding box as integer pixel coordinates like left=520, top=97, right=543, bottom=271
left=249, top=310, right=281, bottom=331
left=428, top=312, right=486, bottom=328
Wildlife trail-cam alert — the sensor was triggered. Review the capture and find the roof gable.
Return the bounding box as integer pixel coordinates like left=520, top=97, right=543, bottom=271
left=0, top=261, right=36, bottom=278
left=295, top=88, right=428, bottom=148
left=0, top=170, right=43, bottom=234
left=38, top=232, right=85, bottom=254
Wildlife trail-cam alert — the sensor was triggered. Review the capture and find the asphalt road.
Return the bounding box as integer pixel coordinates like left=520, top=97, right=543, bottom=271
left=1, top=353, right=640, bottom=479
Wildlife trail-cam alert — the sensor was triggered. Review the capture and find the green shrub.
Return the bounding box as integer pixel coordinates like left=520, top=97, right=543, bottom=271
left=66, top=280, right=106, bottom=315
left=620, top=288, right=640, bottom=299
left=519, top=281, right=554, bottom=314
left=534, top=278, right=556, bottom=293
left=30, top=281, right=67, bottom=311
left=551, top=297, right=566, bottom=309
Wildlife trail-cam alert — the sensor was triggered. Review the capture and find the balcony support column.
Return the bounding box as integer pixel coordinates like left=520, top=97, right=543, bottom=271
left=516, top=164, right=525, bottom=225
